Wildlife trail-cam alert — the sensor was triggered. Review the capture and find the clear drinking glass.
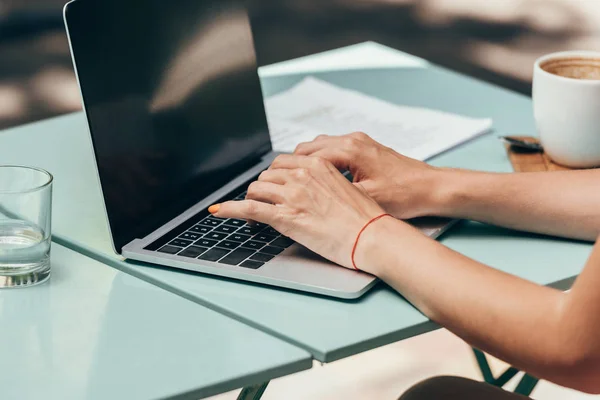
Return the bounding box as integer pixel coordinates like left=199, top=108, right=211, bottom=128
left=0, top=166, right=53, bottom=288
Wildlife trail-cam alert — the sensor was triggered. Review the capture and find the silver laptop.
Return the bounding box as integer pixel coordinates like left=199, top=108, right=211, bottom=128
left=64, top=0, right=455, bottom=298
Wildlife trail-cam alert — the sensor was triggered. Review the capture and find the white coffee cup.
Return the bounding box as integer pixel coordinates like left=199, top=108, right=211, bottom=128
left=533, top=51, right=600, bottom=168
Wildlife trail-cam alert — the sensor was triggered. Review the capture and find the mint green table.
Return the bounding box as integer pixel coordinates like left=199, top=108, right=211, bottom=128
left=0, top=244, right=310, bottom=399
left=0, top=43, right=591, bottom=395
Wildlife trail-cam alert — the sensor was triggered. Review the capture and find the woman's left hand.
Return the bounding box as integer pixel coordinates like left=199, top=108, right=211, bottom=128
left=209, top=155, right=386, bottom=269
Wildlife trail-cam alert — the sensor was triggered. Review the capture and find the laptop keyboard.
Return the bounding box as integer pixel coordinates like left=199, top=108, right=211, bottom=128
left=154, top=191, right=295, bottom=270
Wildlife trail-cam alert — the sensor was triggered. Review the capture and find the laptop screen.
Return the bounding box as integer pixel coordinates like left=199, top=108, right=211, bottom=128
left=65, top=0, right=272, bottom=252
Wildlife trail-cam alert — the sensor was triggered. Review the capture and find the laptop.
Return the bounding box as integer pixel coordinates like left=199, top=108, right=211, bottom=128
left=63, top=0, right=455, bottom=299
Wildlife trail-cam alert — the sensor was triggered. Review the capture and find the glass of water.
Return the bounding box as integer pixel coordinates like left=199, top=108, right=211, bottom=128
left=0, top=166, right=53, bottom=288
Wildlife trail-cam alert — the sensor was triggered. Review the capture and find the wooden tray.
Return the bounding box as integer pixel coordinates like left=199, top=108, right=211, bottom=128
left=504, top=136, right=571, bottom=172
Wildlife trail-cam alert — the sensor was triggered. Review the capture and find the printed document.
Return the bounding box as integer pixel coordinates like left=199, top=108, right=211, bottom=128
left=265, top=77, right=492, bottom=160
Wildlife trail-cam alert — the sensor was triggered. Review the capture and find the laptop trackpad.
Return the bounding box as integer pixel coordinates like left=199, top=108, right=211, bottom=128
left=258, top=243, right=377, bottom=292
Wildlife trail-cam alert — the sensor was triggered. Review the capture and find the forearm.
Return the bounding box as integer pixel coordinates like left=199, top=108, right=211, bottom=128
left=357, top=218, right=600, bottom=392
left=430, top=169, right=600, bottom=241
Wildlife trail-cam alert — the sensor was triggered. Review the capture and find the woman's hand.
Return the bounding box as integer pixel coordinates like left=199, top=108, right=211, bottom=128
left=209, top=155, right=386, bottom=270
left=294, top=132, right=443, bottom=219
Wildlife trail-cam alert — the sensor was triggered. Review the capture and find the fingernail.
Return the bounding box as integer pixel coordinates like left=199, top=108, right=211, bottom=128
left=208, top=204, right=221, bottom=214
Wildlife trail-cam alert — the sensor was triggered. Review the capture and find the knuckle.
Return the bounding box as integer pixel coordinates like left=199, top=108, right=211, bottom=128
left=246, top=181, right=261, bottom=196
left=311, top=156, right=327, bottom=169
left=294, top=143, right=306, bottom=153
left=293, top=168, right=310, bottom=180
left=271, top=154, right=286, bottom=167
left=351, top=131, right=368, bottom=139
left=258, top=170, right=269, bottom=181
left=343, top=137, right=360, bottom=150
left=243, top=201, right=258, bottom=216
left=271, top=209, right=285, bottom=225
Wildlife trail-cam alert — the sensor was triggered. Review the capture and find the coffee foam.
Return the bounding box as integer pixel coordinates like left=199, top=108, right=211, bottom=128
left=541, top=57, right=600, bottom=80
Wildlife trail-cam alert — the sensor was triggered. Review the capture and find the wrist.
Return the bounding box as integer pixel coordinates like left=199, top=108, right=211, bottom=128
left=385, top=167, right=466, bottom=219
left=427, top=168, right=474, bottom=217
left=353, top=216, right=413, bottom=277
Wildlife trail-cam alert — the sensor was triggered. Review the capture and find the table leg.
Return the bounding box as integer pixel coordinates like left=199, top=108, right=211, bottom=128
left=472, top=348, right=538, bottom=395
left=514, top=375, right=539, bottom=397
left=237, top=382, right=270, bottom=400
left=473, top=348, right=496, bottom=384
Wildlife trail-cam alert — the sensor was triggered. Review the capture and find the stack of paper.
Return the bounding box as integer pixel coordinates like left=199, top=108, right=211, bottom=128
left=265, top=77, right=492, bottom=161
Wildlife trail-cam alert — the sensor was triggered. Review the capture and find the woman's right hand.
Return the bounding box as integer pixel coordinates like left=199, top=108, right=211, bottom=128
left=294, top=132, right=445, bottom=219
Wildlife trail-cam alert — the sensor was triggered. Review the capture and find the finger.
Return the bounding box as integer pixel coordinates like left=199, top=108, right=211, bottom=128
left=246, top=181, right=285, bottom=204
left=294, top=135, right=336, bottom=155
left=353, top=181, right=370, bottom=196
left=257, top=169, right=291, bottom=185
left=295, top=132, right=372, bottom=156
left=309, top=148, right=355, bottom=171
left=270, top=154, right=333, bottom=172
left=354, top=180, right=376, bottom=194
left=210, top=200, right=278, bottom=225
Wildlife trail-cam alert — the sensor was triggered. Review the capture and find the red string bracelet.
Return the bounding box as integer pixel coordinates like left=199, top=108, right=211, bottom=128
left=351, top=213, right=392, bottom=271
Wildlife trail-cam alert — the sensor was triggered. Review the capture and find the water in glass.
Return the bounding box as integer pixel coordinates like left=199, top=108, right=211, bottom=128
left=0, top=166, right=53, bottom=288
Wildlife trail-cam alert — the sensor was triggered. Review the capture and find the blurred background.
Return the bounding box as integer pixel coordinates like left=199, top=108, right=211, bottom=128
left=1, top=0, right=600, bottom=131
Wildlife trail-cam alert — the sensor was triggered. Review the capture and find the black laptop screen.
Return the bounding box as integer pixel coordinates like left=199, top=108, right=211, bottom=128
left=65, top=0, right=272, bottom=252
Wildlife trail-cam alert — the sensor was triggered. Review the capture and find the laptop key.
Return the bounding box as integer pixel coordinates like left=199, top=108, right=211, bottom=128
left=204, top=232, right=228, bottom=241
left=199, top=218, right=222, bottom=227
left=190, top=225, right=212, bottom=234
left=198, top=248, right=230, bottom=262
left=158, top=245, right=181, bottom=255
left=261, top=246, right=284, bottom=255
left=262, top=227, right=280, bottom=236
left=214, top=225, right=237, bottom=234
left=223, top=219, right=245, bottom=227
left=241, top=240, right=265, bottom=250
left=250, top=252, right=274, bottom=262
left=216, top=240, right=241, bottom=250
left=179, top=232, right=202, bottom=241
left=254, top=233, right=276, bottom=243
left=179, top=246, right=208, bottom=258
left=237, top=226, right=263, bottom=235
left=169, top=238, right=193, bottom=248
left=219, top=248, right=256, bottom=266
left=228, top=233, right=251, bottom=243
left=195, top=238, right=218, bottom=248
left=270, top=236, right=295, bottom=248
left=240, top=260, right=264, bottom=269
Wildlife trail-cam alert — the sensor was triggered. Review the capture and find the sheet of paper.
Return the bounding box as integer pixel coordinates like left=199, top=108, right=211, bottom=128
left=265, top=77, right=492, bottom=161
